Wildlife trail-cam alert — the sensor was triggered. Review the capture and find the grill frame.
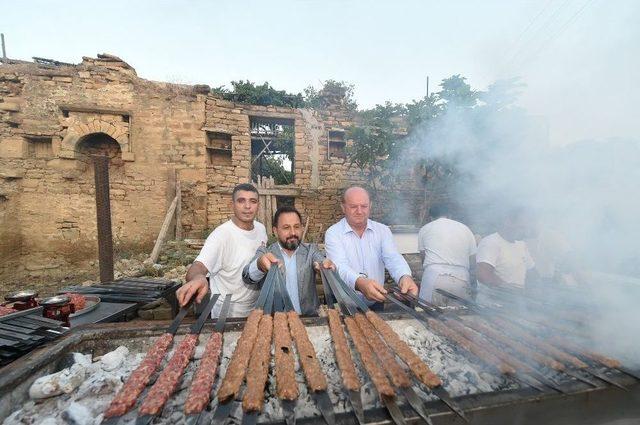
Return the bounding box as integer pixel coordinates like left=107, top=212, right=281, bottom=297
left=0, top=313, right=638, bottom=424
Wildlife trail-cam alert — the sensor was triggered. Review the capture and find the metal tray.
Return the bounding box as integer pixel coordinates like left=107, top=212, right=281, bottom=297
left=69, top=296, right=101, bottom=318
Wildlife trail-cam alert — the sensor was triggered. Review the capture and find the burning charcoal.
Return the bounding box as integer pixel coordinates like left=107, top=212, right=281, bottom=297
left=29, top=363, right=87, bottom=400
left=99, top=346, right=129, bottom=371
left=62, top=402, right=93, bottom=425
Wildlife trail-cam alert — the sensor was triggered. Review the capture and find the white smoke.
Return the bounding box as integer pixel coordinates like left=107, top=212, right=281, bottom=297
left=398, top=84, right=640, bottom=366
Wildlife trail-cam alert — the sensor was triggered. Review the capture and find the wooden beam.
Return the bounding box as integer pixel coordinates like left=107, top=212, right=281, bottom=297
left=208, top=187, right=301, bottom=197
left=149, top=195, right=178, bottom=263
left=175, top=178, right=182, bottom=240
left=58, top=104, right=133, bottom=116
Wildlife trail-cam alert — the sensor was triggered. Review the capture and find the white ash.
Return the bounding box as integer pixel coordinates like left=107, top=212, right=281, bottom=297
left=3, top=318, right=517, bottom=425
left=4, top=344, right=145, bottom=425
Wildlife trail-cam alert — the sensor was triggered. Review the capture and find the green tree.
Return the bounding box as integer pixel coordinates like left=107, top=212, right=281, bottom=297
left=346, top=102, right=407, bottom=196
left=212, top=80, right=305, bottom=108
left=437, top=74, right=480, bottom=108
left=304, top=80, right=358, bottom=111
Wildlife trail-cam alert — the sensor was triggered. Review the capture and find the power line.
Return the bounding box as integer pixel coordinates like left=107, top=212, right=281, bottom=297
left=519, top=0, right=595, bottom=70
left=501, top=0, right=574, bottom=74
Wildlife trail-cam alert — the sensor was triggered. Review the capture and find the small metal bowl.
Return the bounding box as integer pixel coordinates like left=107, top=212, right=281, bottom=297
left=5, top=290, right=38, bottom=302
left=39, top=295, right=71, bottom=307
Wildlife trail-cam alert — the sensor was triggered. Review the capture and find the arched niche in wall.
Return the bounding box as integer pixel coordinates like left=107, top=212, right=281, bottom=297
left=58, top=110, right=135, bottom=162
left=75, top=132, right=125, bottom=178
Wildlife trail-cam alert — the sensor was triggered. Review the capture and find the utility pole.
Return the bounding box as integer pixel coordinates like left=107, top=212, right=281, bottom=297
left=1, top=33, right=6, bottom=63
left=426, top=76, right=430, bottom=98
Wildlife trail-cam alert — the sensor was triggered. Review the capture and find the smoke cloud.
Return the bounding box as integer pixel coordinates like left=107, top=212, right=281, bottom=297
left=398, top=82, right=640, bottom=366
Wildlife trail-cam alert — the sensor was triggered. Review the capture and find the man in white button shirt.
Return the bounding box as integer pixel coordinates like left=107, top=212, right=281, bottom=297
left=325, top=186, right=418, bottom=310
left=175, top=183, right=268, bottom=318
left=476, top=208, right=535, bottom=289
left=242, top=206, right=334, bottom=316
left=417, top=203, right=477, bottom=304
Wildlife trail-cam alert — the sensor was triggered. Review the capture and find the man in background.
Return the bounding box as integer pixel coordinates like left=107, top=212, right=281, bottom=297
left=417, top=203, right=477, bottom=304
left=476, top=207, right=535, bottom=290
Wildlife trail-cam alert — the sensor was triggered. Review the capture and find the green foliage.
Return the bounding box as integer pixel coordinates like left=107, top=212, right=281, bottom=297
left=303, top=80, right=358, bottom=111
left=212, top=79, right=358, bottom=111
left=346, top=102, right=408, bottom=194
left=436, top=74, right=480, bottom=108
left=212, top=80, right=305, bottom=108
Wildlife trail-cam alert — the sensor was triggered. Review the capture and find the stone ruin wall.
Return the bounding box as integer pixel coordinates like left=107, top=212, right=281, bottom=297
left=0, top=54, right=392, bottom=283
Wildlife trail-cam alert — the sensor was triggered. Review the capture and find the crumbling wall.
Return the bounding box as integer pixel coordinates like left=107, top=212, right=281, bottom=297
left=0, top=56, right=208, bottom=281
left=0, top=54, right=419, bottom=283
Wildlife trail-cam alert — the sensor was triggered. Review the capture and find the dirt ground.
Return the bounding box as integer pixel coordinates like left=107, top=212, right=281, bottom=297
left=0, top=241, right=199, bottom=301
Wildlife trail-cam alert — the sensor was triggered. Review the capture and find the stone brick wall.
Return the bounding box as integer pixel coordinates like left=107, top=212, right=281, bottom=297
left=0, top=54, right=427, bottom=283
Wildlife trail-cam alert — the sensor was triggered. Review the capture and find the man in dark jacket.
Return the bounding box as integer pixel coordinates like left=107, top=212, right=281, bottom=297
left=242, top=206, right=334, bottom=316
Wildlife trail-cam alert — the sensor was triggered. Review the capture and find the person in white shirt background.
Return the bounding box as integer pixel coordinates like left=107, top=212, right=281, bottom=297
left=417, top=203, right=477, bottom=305
left=325, top=186, right=418, bottom=310
left=175, top=183, right=268, bottom=318
left=476, top=207, right=536, bottom=290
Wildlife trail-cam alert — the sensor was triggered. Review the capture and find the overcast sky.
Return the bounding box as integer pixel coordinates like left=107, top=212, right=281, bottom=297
left=2, top=0, right=638, bottom=146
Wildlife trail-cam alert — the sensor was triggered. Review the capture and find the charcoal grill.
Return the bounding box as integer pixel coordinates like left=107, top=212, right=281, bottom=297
left=0, top=312, right=638, bottom=425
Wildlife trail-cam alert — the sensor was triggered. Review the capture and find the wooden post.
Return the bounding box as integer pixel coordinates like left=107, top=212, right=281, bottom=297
left=175, top=177, right=182, bottom=240
left=149, top=195, right=178, bottom=263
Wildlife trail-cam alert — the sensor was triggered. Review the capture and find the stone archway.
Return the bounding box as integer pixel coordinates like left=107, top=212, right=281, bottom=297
left=59, top=115, right=134, bottom=161
left=75, top=132, right=125, bottom=176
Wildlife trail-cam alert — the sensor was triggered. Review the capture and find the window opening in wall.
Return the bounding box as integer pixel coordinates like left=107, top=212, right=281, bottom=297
left=276, top=196, right=295, bottom=209
left=62, top=110, right=70, bottom=118
left=25, top=137, right=53, bottom=158
left=328, top=129, right=346, bottom=159
left=250, top=117, right=294, bottom=185
left=206, top=131, right=232, bottom=166
left=121, top=114, right=130, bottom=123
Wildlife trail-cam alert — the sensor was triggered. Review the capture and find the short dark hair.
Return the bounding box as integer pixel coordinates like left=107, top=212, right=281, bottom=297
left=429, top=203, right=449, bottom=218
left=273, top=206, right=302, bottom=227
left=232, top=183, right=259, bottom=201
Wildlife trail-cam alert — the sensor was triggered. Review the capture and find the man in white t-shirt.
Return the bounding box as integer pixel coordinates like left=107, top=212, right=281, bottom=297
left=176, top=183, right=268, bottom=318
left=476, top=208, right=535, bottom=289
left=417, top=203, right=477, bottom=304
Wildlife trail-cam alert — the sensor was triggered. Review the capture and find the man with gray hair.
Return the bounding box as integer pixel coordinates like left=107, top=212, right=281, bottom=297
left=325, top=186, right=418, bottom=310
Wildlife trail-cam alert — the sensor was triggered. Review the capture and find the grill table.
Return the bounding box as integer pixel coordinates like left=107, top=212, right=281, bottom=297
left=0, top=313, right=638, bottom=424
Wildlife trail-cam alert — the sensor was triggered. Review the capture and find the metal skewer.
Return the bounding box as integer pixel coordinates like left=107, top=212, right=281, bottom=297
left=184, top=294, right=233, bottom=425
left=136, top=294, right=220, bottom=425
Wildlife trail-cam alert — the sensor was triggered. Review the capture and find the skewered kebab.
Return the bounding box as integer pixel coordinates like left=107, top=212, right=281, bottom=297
left=461, top=316, right=565, bottom=371
left=136, top=294, right=221, bottom=424
left=546, top=335, right=640, bottom=381
left=101, top=301, right=192, bottom=422
left=434, top=288, right=625, bottom=389
left=215, top=308, right=263, bottom=403
left=288, top=310, right=328, bottom=391
left=323, top=270, right=451, bottom=425
left=343, top=315, right=397, bottom=396
left=326, top=308, right=360, bottom=392
left=183, top=294, right=233, bottom=422
left=273, top=311, right=299, bottom=400
left=425, top=317, right=516, bottom=375
left=365, top=311, right=442, bottom=389
left=354, top=313, right=436, bottom=424
left=326, top=308, right=364, bottom=424
left=242, top=313, right=274, bottom=413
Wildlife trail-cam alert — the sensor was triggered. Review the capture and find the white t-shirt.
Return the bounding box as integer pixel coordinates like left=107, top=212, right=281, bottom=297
left=418, top=218, right=477, bottom=270
left=195, top=220, right=267, bottom=318
left=476, top=232, right=534, bottom=288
